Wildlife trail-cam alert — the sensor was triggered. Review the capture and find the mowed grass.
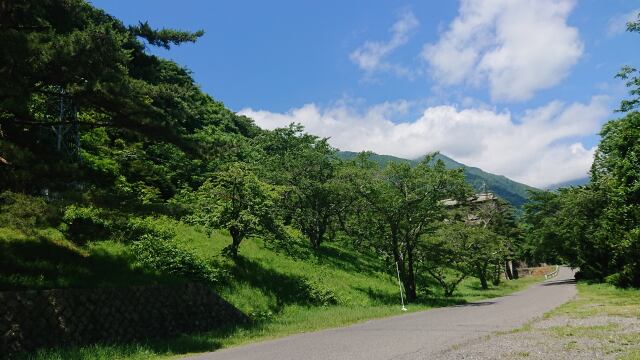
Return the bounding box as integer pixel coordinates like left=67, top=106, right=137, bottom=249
left=547, top=282, right=640, bottom=319
left=3, top=223, right=542, bottom=360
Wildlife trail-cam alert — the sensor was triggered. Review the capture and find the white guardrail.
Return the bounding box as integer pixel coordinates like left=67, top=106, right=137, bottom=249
left=544, top=265, right=560, bottom=280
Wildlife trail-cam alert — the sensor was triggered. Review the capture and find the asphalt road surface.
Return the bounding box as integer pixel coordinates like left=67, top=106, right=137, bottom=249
left=185, top=267, right=576, bottom=360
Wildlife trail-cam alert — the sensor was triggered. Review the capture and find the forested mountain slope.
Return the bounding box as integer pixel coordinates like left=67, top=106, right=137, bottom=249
left=337, top=151, right=537, bottom=207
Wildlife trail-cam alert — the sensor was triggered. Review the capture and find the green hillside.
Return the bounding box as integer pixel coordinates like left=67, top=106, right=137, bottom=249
left=337, top=151, right=538, bottom=207
left=0, top=2, right=555, bottom=358
left=2, top=222, right=541, bottom=359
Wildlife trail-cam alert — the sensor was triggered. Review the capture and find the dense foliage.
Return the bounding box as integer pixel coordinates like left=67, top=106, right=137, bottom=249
left=523, top=111, right=640, bottom=287
left=341, top=154, right=470, bottom=300
left=521, top=14, right=640, bottom=287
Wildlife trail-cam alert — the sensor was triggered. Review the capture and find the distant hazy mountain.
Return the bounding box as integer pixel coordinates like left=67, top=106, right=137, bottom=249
left=545, top=176, right=590, bottom=190
left=337, top=151, right=538, bottom=207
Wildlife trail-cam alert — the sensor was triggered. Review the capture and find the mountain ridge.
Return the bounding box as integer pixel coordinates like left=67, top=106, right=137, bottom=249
left=545, top=176, right=590, bottom=189
left=336, top=151, right=538, bottom=207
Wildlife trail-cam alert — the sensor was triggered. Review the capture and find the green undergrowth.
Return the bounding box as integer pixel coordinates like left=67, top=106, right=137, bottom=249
left=3, top=222, right=542, bottom=360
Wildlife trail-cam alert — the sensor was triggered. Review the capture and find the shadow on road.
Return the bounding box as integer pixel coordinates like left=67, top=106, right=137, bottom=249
left=453, top=301, right=496, bottom=307
left=541, top=278, right=576, bottom=286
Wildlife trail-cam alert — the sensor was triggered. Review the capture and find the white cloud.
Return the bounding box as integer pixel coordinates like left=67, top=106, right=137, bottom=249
left=422, top=0, right=583, bottom=102
left=239, top=96, right=610, bottom=188
left=607, top=8, right=639, bottom=36
left=349, top=10, right=419, bottom=78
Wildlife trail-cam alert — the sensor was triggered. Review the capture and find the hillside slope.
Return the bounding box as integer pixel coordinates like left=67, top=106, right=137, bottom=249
left=2, top=223, right=542, bottom=359
left=337, top=151, right=537, bottom=207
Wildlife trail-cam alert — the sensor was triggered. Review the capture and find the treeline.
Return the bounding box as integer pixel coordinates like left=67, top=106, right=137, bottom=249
left=522, top=111, right=640, bottom=287
left=0, top=0, right=530, bottom=300
left=521, top=15, right=640, bottom=288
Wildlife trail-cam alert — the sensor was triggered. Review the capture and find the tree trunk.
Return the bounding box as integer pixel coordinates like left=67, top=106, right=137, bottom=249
left=444, top=287, right=455, bottom=297
left=390, top=225, right=413, bottom=301
left=309, top=231, right=320, bottom=250
left=512, top=261, right=520, bottom=279
left=479, top=274, right=488, bottom=289
left=404, top=247, right=417, bottom=301
left=505, top=260, right=513, bottom=280
left=228, top=227, right=243, bottom=257
left=317, top=222, right=326, bottom=249
left=309, top=217, right=327, bottom=250
left=478, top=263, right=489, bottom=289
left=492, top=262, right=501, bottom=286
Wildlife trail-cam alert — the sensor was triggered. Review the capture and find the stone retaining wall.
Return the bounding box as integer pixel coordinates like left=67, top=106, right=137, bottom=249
left=0, top=283, right=248, bottom=357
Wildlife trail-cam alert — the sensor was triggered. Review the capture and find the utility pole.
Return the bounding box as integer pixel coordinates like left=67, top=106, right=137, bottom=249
left=51, top=87, right=81, bottom=161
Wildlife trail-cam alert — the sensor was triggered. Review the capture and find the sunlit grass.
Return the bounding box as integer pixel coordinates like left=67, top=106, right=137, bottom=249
left=547, top=282, right=640, bottom=319
left=5, top=223, right=542, bottom=359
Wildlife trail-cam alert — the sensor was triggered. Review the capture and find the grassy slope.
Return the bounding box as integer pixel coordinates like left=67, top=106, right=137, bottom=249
left=337, top=151, right=538, bottom=207
left=3, top=224, right=542, bottom=360
left=0, top=227, right=184, bottom=290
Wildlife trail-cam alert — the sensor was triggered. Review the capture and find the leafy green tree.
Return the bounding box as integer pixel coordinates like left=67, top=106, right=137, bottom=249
left=522, top=190, right=563, bottom=264
left=0, top=191, right=52, bottom=235
left=468, top=227, right=506, bottom=289
left=616, top=11, right=640, bottom=112
left=1, top=0, right=202, bottom=134
left=476, top=199, right=522, bottom=280
left=256, top=124, right=345, bottom=249
left=523, top=114, right=639, bottom=286
left=189, top=163, right=285, bottom=257
left=590, top=111, right=640, bottom=285
left=419, top=223, right=506, bottom=294
left=347, top=153, right=470, bottom=301
left=0, top=0, right=261, bottom=195
left=523, top=186, right=618, bottom=281
left=418, top=223, right=473, bottom=297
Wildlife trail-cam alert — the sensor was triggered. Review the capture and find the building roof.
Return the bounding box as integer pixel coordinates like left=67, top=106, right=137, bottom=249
left=440, top=192, right=497, bottom=207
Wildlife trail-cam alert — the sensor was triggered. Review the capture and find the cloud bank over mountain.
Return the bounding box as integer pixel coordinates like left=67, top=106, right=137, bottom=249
left=240, top=96, right=609, bottom=188
left=241, top=0, right=624, bottom=188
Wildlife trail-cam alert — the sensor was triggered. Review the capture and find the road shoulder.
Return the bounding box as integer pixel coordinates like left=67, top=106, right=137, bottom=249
left=435, top=282, right=640, bottom=360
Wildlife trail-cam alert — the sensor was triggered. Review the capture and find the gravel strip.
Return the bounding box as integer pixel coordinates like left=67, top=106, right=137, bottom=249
left=434, top=314, right=640, bottom=360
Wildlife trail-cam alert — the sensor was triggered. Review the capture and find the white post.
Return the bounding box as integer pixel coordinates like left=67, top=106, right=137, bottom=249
left=395, top=262, right=407, bottom=311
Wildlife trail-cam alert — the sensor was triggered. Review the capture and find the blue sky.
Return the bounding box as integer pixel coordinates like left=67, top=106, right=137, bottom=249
left=91, top=0, right=639, bottom=187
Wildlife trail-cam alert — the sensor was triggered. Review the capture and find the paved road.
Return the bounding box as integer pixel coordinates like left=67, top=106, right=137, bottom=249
left=185, top=267, right=576, bottom=360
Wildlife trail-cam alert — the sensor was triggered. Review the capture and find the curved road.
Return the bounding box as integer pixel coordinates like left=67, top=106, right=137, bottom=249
left=185, top=267, right=576, bottom=360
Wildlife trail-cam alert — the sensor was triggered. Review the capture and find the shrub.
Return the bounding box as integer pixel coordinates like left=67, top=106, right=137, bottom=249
left=61, top=205, right=112, bottom=244
left=605, top=272, right=622, bottom=286
left=303, top=277, right=339, bottom=306
left=131, top=235, right=221, bottom=285
left=248, top=309, right=275, bottom=322
left=0, top=191, right=52, bottom=233
left=117, top=216, right=177, bottom=243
